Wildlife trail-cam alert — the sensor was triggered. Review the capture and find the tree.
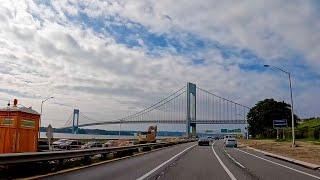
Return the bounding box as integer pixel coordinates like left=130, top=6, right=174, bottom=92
left=247, top=99, right=298, bottom=138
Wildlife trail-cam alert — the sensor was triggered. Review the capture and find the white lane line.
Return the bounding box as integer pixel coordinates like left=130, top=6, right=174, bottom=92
left=136, top=144, right=196, bottom=180
left=224, top=149, right=245, bottom=169
left=236, top=148, right=320, bottom=180
left=212, top=142, right=237, bottom=180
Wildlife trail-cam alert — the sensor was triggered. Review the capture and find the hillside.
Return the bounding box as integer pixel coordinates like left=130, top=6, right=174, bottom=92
left=298, top=118, right=320, bottom=128
left=296, top=118, right=320, bottom=141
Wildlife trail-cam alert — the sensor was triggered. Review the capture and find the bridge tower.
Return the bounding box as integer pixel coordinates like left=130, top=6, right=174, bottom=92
left=72, top=109, right=80, bottom=134
left=186, top=82, right=197, bottom=137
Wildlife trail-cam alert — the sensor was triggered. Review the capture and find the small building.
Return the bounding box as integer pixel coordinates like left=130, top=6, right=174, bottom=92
left=0, top=99, right=40, bottom=153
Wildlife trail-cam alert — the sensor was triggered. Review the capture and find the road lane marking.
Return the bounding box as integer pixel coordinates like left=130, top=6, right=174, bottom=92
left=224, top=149, right=245, bottom=169
left=136, top=144, right=196, bottom=180
left=212, top=142, right=237, bottom=180
left=236, top=148, right=320, bottom=180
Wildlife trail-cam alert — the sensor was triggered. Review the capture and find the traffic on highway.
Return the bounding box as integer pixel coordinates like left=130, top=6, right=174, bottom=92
left=43, top=138, right=320, bottom=180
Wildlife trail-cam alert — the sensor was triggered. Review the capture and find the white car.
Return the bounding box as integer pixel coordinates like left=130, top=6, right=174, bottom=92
left=52, top=139, right=68, bottom=148
left=207, top=136, right=213, bottom=142
left=225, top=138, right=237, bottom=148
left=81, top=141, right=103, bottom=149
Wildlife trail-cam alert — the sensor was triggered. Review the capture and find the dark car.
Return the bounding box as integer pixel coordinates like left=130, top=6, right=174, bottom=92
left=214, top=136, right=220, bottom=140
left=198, top=137, right=210, bottom=146
left=59, top=140, right=82, bottom=150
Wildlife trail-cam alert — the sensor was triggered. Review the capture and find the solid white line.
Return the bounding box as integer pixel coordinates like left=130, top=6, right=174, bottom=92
left=236, top=148, right=320, bottom=180
left=212, top=142, right=237, bottom=180
left=136, top=144, right=196, bottom=180
left=224, top=149, right=245, bottom=169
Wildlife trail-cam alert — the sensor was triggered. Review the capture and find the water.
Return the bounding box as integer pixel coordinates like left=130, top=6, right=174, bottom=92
left=40, top=132, right=134, bottom=140
left=40, top=132, right=173, bottom=140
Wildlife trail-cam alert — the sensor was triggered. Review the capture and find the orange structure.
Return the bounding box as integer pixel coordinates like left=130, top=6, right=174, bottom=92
left=0, top=99, right=40, bottom=153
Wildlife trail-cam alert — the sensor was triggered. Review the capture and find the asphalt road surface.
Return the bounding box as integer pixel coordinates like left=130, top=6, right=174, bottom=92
left=44, top=140, right=320, bottom=180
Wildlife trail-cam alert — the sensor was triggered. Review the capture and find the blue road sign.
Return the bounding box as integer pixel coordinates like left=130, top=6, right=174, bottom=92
left=273, top=119, right=287, bottom=128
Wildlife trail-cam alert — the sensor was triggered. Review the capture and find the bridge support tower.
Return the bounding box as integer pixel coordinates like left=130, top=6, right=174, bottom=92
left=186, top=82, right=197, bottom=137
left=72, top=109, right=79, bottom=134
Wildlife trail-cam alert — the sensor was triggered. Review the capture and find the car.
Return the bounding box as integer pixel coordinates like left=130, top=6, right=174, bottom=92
left=225, top=138, right=237, bottom=148
left=214, top=136, right=220, bottom=140
left=59, top=140, right=82, bottom=150
left=198, top=137, right=210, bottom=146
left=224, top=135, right=235, bottom=143
left=52, top=139, right=69, bottom=148
left=207, top=136, right=213, bottom=142
left=81, top=141, right=103, bottom=149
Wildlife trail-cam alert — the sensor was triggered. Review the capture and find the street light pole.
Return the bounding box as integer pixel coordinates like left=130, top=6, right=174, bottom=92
left=40, top=97, right=54, bottom=138
left=288, top=72, right=295, bottom=147
left=264, top=65, right=295, bottom=147
left=119, top=119, right=123, bottom=140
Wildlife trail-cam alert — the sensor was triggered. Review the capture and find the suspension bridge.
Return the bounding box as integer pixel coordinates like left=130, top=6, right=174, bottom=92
left=64, top=83, right=250, bottom=137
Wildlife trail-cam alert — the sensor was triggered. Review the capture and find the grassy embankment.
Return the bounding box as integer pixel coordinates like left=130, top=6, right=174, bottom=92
left=238, top=139, right=320, bottom=165
left=295, top=118, right=320, bottom=142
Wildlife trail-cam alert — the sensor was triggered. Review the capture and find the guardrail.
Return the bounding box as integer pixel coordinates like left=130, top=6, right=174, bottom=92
left=0, top=140, right=195, bottom=165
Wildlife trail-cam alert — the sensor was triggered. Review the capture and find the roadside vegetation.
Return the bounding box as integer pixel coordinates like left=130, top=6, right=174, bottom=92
left=247, top=98, right=298, bottom=138
left=242, top=104, right=320, bottom=165
left=238, top=139, right=320, bottom=165
left=295, top=118, right=320, bottom=142
left=247, top=98, right=319, bottom=142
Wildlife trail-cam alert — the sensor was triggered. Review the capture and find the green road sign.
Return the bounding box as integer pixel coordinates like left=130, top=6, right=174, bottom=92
left=221, top=128, right=241, bottom=133
left=221, top=129, right=228, bottom=133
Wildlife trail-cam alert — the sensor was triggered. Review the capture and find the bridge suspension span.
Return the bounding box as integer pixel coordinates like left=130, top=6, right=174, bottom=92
left=65, top=83, right=250, bottom=137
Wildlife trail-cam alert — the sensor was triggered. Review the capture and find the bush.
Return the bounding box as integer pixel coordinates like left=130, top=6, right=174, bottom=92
left=296, top=127, right=309, bottom=139
left=314, top=127, right=320, bottom=140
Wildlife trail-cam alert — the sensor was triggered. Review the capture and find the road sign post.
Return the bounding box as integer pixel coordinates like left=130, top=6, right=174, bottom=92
left=273, top=119, right=287, bottom=140
left=46, top=124, right=53, bottom=150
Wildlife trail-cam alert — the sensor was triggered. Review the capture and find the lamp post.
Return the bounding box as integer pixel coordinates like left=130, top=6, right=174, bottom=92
left=264, top=64, right=295, bottom=147
left=119, top=119, right=123, bottom=140
left=40, top=97, right=54, bottom=138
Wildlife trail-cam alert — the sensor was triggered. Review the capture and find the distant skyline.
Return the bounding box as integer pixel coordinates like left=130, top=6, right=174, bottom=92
left=0, top=0, right=319, bottom=129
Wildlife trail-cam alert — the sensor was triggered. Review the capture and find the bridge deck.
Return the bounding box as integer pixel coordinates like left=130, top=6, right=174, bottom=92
left=73, top=120, right=247, bottom=128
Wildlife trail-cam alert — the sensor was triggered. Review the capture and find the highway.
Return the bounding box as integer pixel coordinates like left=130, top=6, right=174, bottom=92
left=44, top=140, right=320, bottom=180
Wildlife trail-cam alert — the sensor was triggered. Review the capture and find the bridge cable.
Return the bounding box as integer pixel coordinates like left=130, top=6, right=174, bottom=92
left=120, top=86, right=186, bottom=121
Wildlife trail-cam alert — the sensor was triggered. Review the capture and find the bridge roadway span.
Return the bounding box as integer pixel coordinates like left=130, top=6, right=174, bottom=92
left=45, top=141, right=320, bottom=180
left=75, top=119, right=247, bottom=128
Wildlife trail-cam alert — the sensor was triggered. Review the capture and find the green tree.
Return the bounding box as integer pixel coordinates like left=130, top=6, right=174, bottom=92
left=247, top=99, right=298, bottom=138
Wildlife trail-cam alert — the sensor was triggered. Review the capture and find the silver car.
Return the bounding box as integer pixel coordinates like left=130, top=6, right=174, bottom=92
left=225, top=138, right=237, bottom=148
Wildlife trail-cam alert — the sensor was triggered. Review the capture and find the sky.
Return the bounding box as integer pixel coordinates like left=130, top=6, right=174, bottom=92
left=0, top=0, right=319, bottom=131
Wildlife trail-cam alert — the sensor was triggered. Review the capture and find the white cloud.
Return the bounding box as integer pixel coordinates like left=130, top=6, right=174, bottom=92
left=0, top=0, right=318, bottom=130
left=100, top=0, right=320, bottom=70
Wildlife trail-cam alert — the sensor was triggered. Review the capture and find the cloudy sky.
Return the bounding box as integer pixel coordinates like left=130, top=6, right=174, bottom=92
left=0, top=0, right=319, bottom=130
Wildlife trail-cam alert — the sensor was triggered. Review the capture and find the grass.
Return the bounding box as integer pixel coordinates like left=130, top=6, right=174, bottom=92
left=298, top=118, right=320, bottom=128
left=239, top=139, right=320, bottom=165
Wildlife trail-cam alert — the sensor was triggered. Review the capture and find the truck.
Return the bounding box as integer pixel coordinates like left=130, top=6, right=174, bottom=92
left=136, top=125, right=157, bottom=144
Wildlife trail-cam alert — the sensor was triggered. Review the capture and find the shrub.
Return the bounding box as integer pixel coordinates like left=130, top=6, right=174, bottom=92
left=314, top=127, right=320, bottom=140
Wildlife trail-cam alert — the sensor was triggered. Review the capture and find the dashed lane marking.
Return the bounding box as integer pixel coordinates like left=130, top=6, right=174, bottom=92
left=224, top=149, right=245, bottom=169
left=136, top=144, right=196, bottom=180
left=212, top=142, right=237, bottom=180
